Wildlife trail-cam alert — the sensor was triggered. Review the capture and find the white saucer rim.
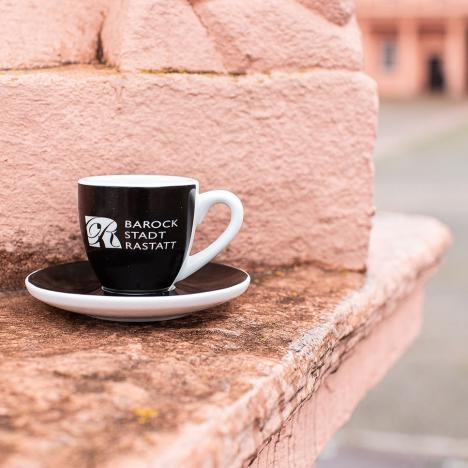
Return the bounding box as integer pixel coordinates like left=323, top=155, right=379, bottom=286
left=24, top=265, right=250, bottom=315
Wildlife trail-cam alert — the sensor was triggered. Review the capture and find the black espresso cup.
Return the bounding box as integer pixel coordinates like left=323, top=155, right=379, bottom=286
left=78, top=175, right=243, bottom=295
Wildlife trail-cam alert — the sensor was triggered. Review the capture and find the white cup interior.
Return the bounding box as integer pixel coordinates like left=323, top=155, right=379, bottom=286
left=78, top=175, right=198, bottom=188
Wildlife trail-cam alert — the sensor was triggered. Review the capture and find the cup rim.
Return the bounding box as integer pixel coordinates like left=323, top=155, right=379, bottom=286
left=78, top=174, right=199, bottom=188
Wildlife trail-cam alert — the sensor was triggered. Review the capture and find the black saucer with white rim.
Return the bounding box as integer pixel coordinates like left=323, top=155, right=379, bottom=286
left=25, top=261, right=250, bottom=322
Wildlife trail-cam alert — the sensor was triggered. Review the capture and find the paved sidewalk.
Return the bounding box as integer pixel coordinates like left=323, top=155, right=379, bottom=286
left=375, top=98, right=468, bottom=160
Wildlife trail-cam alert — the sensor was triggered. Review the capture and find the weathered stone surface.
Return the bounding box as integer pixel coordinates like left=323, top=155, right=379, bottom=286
left=0, top=0, right=361, bottom=73
left=0, top=66, right=377, bottom=288
left=251, top=280, right=424, bottom=467
left=191, top=0, right=363, bottom=73
left=0, top=0, right=109, bottom=70
left=0, top=214, right=451, bottom=467
left=101, top=0, right=225, bottom=72
left=297, top=0, right=355, bottom=25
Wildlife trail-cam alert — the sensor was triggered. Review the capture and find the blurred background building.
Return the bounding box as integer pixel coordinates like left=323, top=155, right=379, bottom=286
left=357, top=0, right=468, bottom=97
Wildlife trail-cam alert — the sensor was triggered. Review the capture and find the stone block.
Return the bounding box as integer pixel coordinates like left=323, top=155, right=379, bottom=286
left=0, top=0, right=108, bottom=69
left=0, top=0, right=361, bottom=73
left=101, top=0, right=225, bottom=72
left=0, top=66, right=377, bottom=288
left=190, top=0, right=363, bottom=73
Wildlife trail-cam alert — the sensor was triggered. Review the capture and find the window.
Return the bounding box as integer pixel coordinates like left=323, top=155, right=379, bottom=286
left=381, top=39, right=397, bottom=72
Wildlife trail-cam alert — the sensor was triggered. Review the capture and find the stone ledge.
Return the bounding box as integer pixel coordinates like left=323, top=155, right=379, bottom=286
left=0, top=213, right=450, bottom=467
left=251, top=274, right=425, bottom=467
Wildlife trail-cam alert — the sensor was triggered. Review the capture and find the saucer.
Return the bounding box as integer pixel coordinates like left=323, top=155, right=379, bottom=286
left=25, top=261, right=250, bottom=322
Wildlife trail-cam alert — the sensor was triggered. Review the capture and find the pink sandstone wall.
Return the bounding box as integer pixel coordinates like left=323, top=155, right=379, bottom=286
left=0, top=0, right=109, bottom=69
left=101, top=0, right=363, bottom=72
left=0, top=0, right=378, bottom=289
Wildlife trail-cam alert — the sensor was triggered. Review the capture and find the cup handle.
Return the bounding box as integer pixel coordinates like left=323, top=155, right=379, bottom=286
left=175, top=190, right=243, bottom=282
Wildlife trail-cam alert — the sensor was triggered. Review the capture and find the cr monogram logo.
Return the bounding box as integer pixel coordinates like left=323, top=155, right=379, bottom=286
left=85, top=216, right=122, bottom=249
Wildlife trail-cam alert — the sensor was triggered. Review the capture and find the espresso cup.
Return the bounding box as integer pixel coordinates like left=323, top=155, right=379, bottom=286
left=78, top=175, right=243, bottom=295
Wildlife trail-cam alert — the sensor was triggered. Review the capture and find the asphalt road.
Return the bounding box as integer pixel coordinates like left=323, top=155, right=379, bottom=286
left=318, top=99, right=468, bottom=467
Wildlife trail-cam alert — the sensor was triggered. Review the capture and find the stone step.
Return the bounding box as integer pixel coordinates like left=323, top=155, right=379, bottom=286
left=0, top=65, right=377, bottom=289
left=0, top=213, right=451, bottom=467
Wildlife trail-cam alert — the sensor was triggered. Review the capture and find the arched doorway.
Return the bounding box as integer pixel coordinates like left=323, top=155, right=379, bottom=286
left=427, top=55, right=445, bottom=92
